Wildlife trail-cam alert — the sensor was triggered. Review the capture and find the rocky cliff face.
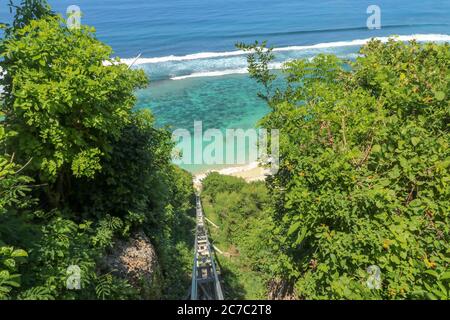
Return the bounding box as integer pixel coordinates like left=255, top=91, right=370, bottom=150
left=104, top=231, right=163, bottom=299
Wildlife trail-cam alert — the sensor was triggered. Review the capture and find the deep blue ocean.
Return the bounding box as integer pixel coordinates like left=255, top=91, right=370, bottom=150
left=1, top=0, right=449, bottom=171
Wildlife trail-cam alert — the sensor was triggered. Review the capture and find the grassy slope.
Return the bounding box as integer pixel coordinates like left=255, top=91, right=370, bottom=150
left=202, top=184, right=269, bottom=300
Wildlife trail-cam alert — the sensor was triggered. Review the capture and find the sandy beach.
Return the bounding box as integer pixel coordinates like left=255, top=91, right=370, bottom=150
left=193, top=162, right=270, bottom=189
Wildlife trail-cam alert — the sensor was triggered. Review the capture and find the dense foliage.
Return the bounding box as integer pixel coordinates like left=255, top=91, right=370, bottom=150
left=2, top=0, right=449, bottom=302
left=202, top=173, right=274, bottom=299
left=0, top=1, right=195, bottom=300
left=240, top=39, right=450, bottom=299
left=1, top=13, right=148, bottom=207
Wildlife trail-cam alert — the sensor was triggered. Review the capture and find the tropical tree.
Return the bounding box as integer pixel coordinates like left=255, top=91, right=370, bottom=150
left=0, top=15, right=148, bottom=206
left=241, top=39, right=450, bottom=299
left=0, top=1, right=195, bottom=300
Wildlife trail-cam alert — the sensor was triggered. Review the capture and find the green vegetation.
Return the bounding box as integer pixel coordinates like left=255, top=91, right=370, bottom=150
left=1, top=0, right=449, bottom=302
left=0, top=1, right=195, bottom=300
left=202, top=173, right=274, bottom=299
left=234, top=39, right=450, bottom=299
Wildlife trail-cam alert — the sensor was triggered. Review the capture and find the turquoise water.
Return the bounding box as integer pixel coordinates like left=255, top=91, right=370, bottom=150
left=1, top=1, right=449, bottom=171
left=135, top=74, right=277, bottom=172
left=135, top=74, right=269, bottom=130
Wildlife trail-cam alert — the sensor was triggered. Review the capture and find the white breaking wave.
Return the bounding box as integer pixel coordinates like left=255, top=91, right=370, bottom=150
left=170, top=62, right=285, bottom=80
left=272, top=34, right=450, bottom=53
left=121, top=51, right=249, bottom=65
left=168, top=54, right=362, bottom=80
left=171, top=68, right=249, bottom=80
left=121, top=34, right=450, bottom=66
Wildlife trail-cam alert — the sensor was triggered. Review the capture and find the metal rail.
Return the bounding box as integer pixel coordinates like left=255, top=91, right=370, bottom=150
left=190, top=195, right=224, bottom=300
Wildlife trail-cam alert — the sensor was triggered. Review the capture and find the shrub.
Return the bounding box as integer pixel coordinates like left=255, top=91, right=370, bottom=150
left=0, top=15, right=147, bottom=206
left=241, top=39, right=450, bottom=299
left=0, top=1, right=196, bottom=300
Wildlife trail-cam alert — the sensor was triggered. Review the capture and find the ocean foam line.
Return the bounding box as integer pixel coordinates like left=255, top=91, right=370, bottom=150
left=169, top=54, right=359, bottom=80
left=272, top=34, right=450, bottom=53
left=170, top=62, right=285, bottom=80
left=121, top=50, right=248, bottom=65
left=169, top=56, right=364, bottom=80
left=121, top=34, right=450, bottom=65
left=171, top=68, right=249, bottom=80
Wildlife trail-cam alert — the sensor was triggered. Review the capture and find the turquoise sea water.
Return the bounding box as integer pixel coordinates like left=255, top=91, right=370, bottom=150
left=1, top=0, right=449, bottom=171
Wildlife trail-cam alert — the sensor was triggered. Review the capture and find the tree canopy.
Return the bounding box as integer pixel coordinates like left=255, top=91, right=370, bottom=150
left=0, top=1, right=195, bottom=300
left=238, top=38, right=449, bottom=299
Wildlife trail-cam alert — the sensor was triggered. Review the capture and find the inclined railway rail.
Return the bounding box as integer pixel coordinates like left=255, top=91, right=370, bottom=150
left=190, top=195, right=224, bottom=300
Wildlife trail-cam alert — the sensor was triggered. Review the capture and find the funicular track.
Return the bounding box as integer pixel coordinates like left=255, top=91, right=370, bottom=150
left=190, top=195, right=224, bottom=300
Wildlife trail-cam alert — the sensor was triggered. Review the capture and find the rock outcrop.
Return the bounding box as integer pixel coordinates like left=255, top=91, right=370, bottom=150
left=104, top=231, right=162, bottom=299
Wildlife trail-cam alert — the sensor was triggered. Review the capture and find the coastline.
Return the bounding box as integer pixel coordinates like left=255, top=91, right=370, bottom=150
left=193, top=161, right=269, bottom=189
